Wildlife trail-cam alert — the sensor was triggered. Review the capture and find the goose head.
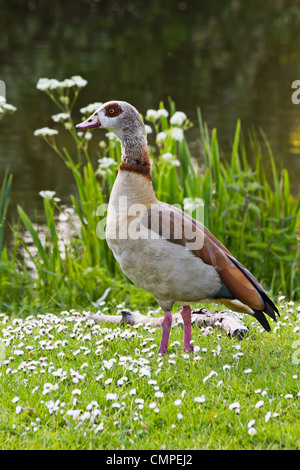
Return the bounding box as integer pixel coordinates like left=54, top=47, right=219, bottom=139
left=76, top=100, right=146, bottom=143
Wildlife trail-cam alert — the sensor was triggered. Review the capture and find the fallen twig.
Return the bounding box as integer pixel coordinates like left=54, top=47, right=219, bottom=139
left=88, top=307, right=248, bottom=340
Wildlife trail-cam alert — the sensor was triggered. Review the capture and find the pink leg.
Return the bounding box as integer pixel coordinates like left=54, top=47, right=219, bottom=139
left=158, top=311, right=172, bottom=355
left=180, top=306, right=194, bottom=352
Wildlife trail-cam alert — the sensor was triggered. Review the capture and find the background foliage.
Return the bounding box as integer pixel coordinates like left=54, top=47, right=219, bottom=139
left=0, top=82, right=299, bottom=316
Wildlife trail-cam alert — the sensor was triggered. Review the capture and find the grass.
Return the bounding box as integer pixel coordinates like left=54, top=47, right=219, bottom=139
left=0, top=299, right=299, bottom=450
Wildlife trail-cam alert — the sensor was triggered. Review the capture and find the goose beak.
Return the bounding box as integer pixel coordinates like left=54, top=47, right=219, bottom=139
left=76, top=113, right=101, bottom=130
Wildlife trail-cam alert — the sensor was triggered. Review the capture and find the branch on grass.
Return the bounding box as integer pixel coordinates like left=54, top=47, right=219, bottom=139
left=88, top=307, right=248, bottom=340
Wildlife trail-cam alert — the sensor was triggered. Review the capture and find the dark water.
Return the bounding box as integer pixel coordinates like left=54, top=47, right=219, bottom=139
left=1, top=0, right=300, bottom=222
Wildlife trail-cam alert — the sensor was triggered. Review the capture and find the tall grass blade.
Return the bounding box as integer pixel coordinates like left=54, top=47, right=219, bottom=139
left=0, top=171, right=12, bottom=254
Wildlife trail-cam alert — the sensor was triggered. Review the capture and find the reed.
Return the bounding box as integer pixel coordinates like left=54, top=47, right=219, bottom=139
left=195, top=116, right=300, bottom=299
left=0, top=170, right=12, bottom=254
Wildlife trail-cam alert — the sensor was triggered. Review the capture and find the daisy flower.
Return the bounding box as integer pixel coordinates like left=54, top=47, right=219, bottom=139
left=255, top=400, right=264, bottom=408
left=106, top=393, right=117, bottom=400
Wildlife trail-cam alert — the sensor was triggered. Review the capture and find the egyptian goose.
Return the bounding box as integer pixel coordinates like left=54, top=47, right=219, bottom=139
left=76, top=101, right=279, bottom=354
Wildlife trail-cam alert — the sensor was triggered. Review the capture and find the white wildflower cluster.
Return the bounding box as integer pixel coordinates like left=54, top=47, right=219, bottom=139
left=145, top=108, right=169, bottom=122
left=38, top=190, right=61, bottom=202
left=36, top=76, right=88, bottom=91
left=156, top=131, right=168, bottom=143
left=169, top=127, right=184, bottom=141
left=34, top=76, right=88, bottom=139
left=145, top=124, right=153, bottom=135
left=80, top=102, right=103, bottom=115
left=0, top=95, right=17, bottom=118
left=51, top=112, right=70, bottom=123
left=96, top=157, right=118, bottom=177
left=34, top=127, right=58, bottom=137
left=145, top=107, right=190, bottom=145
left=161, top=152, right=180, bottom=167
left=155, top=128, right=184, bottom=143
left=170, top=111, right=187, bottom=126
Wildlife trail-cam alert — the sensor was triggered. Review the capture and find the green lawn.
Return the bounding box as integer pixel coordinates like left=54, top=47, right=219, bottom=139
left=0, top=299, right=299, bottom=450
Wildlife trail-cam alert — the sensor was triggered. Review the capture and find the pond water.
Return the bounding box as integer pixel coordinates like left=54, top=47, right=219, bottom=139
left=1, top=0, right=300, bottom=224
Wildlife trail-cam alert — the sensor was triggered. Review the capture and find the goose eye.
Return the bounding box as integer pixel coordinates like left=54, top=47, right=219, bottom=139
left=105, top=103, right=123, bottom=117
